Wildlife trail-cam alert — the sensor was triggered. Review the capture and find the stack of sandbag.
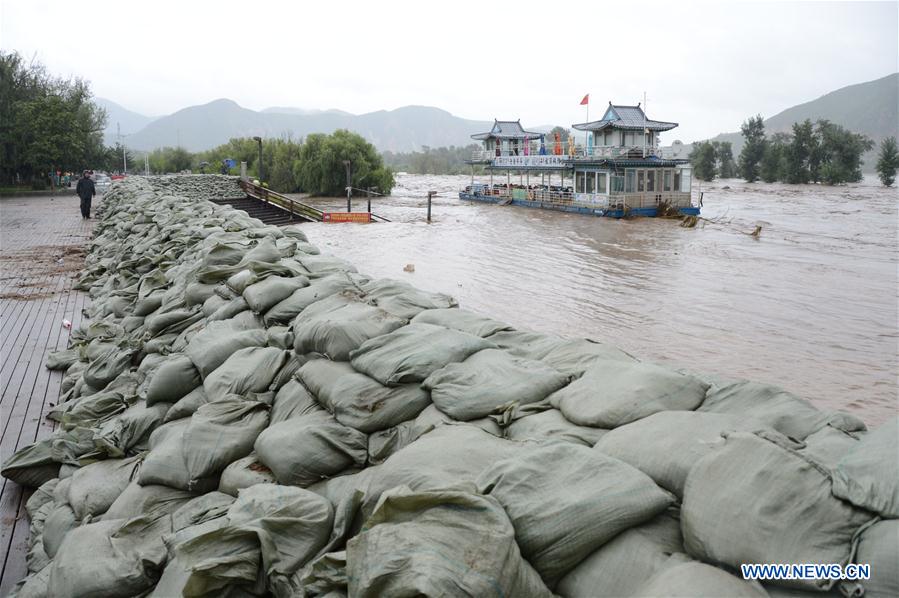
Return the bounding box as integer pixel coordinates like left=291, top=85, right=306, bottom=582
left=4, top=175, right=896, bottom=598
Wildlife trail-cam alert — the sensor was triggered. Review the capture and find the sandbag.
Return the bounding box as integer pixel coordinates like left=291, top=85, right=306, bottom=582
left=47, top=517, right=170, bottom=598
left=174, top=484, right=334, bottom=597
left=504, top=408, right=607, bottom=446
left=82, top=345, right=134, bottom=389
left=139, top=420, right=220, bottom=492
left=410, top=307, right=512, bottom=337
left=94, top=400, right=169, bottom=456
left=594, top=411, right=787, bottom=497
left=799, top=424, right=862, bottom=470
left=67, top=456, right=141, bottom=519
left=145, top=354, right=202, bottom=405
left=360, top=278, right=457, bottom=319
left=486, top=329, right=564, bottom=360
left=550, top=360, right=709, bottom=428
left=1, top=439, right=61, bottom=487
left=242, top=274, right=309, bottom=313
left=269, top=378, right=323, bottom=424
left=203, top=347, right=288, bottom=399
left=346, top=486, right=551, bottom=598
left=104, top=480, right=195, bottom=521
left=366, top=404, right=502, bottom=465
left=263, top=273, right=359, bottom=326
left=293, top=295, right=406, bottom=361
left=42, top=504, right=77, bottom=560
left=255, top=411, right=368, bottom=487
left=349, top=323, right=494, bottom=386
left=633, top=557, right=769, bottom=597
left=218, top=454, right=277, bottom=497
left=541, top=338, right=637, bottom=376
left=298, top=359, right=431, bottom=432
left=182, top=398, right=270, bottom=485
left=681, top=431, right=877, bottom=591
left=423, top=348, right=569, bottom=421
left=831, top=415, right=898, bottom=518
left=164, top=386, right=209, bottom=422
left=853, top=519, right=899, bottom=598
left=185, top=323, right=268, bottom=378
left=556, top=508, right=684, bottom=598
left=477, top=442, right=674, bottom=588
left=698, top=380, right=848, bottom=440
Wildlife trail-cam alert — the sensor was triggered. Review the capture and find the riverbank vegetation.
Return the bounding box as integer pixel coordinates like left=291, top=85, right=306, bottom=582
left=382, top=144, right=482, bottom=175
left=875, top=137, right=898, bottom=187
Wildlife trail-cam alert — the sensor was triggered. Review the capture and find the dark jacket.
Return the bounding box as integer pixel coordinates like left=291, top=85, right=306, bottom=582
left=76, top=176, right=95, bottom=200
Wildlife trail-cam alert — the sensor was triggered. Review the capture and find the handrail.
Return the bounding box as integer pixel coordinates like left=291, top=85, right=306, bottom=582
left=239, top=180, right=390, bottom=223
left=471, top=145, right=663, bottom=161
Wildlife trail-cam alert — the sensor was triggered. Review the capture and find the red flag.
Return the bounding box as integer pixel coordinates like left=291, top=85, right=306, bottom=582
left=580, top=93, right=589, bottom=105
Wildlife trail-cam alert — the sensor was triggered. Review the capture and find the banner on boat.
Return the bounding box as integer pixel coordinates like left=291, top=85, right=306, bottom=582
left=322, top=212, right=372, bottom=223
left=493, top=155, right=567, bottom=168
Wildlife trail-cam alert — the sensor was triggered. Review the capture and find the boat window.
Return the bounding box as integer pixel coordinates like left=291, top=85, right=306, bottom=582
left=625, top=170, right=636, bottom=192
left=576, top=171, right=586, bottom=193
left=674, top=169, right=681, bottom=191
left=611, top=174, right=624, bottom=193
left=664, top=170, right=672, bottom=191
left=586, top=172, right=595, bottom=193
left=637, top=170, right=645, bottom=192
left=597, top=173, right=607, bottom=193
left=646, top=170, right=655, bottom=192
left=679, top=167, right=692, bottom=193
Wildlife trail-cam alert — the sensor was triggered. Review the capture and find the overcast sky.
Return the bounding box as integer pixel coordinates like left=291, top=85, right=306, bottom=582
left=2, top=0, right=897, bottom=142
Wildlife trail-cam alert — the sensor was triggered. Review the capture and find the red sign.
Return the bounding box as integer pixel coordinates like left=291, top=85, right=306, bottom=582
left=322, top=212, right=372, bottom=223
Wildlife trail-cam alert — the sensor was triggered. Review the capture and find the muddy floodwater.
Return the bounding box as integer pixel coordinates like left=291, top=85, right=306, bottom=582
left=291, top=174, right=898, bottom=426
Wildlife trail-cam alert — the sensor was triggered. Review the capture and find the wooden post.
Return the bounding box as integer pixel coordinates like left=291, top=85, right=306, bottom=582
left=366, top=187, right=371, bottom=213
left=427, top=191, right=435, bottom=223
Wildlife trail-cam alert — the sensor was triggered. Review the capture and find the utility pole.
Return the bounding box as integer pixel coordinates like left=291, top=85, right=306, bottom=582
left=117, top=122, right=127, bottom=173
left=343, top=160, right=352, bottom=212
left=642, top=91, right=647, bottom=158
left=253, top=136, right=263, bottom=182
left=366, top=187, right=371, bottom=213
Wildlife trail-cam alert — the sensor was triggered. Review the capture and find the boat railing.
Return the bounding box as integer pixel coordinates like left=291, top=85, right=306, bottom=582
left=471, top=145, right=662, bottom=162
left=464, top=186, right=695, bottom=211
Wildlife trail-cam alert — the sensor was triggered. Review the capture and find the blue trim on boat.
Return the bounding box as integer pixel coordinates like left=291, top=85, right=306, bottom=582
left=459, top=192, right=700, bottom=219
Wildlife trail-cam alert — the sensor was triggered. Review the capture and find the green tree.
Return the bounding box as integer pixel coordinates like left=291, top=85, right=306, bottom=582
left=782, top=119, right=817, bottom=184
left=295, top=130, right=394, bottom=196
left=875, top=137, right=898, bottom=187
left=759, top=133, right=790, bottom=183
left=689, top=141, right=717, bottom=181
left=715, top=141, right=736, bottom=178
left=738, top=115, right=766, bottom=182
left=815, top=120, right=873, bottom=185
left=0, top=50, right=107, bottom=186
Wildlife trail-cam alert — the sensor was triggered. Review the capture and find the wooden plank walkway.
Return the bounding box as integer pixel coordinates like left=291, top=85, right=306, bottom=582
left=0, top=192, right=93, bottom=595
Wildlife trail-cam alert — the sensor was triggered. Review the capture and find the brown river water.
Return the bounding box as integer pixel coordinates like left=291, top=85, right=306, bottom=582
left=291, top=174, right=898, bottom=426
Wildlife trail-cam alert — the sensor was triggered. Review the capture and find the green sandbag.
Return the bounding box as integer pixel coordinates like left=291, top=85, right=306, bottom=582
left=269, top=378, right=323, bottom=424
left=202, top=346, right=288, bottom=399
left=45, top=347, right=83, bottom=371
left=346, top=486, right=552, bottom=598
left=853, top=519, right=899, bottom=598
left=410, top=307, right=512, bottom=337
left=831, top=415, right=899, bottom=518
left=242, top=275, right=309, bottom=314
left=255, top=411, right=368, bottom=487
left=798, top=425, right=862, bottom=470
left=82, top=345, right=134, bottom=389
left=185, top=323, right=267, bottom=378
left=174, top=485, right=334, bottom=597
left=139, top=420, right=220, bottom=493
left=633, top=557, right=769, bottom=597
left=477, top=442, right=674, bottom=588
left=218, top=453, right=277, bottom=497
left=182, top=399, right=270, bottom=484
left=486, top=329, right=565, bottom=360
left=556, top=508, right=684, bottom=598
left=1, top=439, right=61, bottom=487
left=145, top=354, right=202, bottom=405
left=67, top=456, right=141, bottom=519
left=360, top=278, right=457, bottom=319
left=104, top=480, right=195, bottom=521
left=423, top=348, right=570, bottom=421
left=41, top=504, right=77, bottom=559
left=292, top=295, right=406, bottom=361
left=504, top=408, right=607, bottom=446
left=681, top=431, right=877, bottom=592
left=93, top=400, right=169, bottom=456
left=550, top=360, right=709, bottom=428
left=540, top=338, right=637, bottom=377
left=145, top=308, right=205, bottom=338
left=594, top=411, right=787, bottom=497
left=263, top=273, right=358, bottom=326
left=164, top=386, right=209, bottom=422
left=298, top=359, right=431, bottom=432
left=349, top=323, right=495, bottom=386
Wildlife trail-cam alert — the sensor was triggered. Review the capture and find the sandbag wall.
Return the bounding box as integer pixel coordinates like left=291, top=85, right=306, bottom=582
left=3, top=175, right=897, bottom=598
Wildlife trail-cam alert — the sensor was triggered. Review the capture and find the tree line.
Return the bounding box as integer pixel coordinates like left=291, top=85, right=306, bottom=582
left=690, top=115, right=898, bottom=186
left=149, top=130, right=395, bottom=196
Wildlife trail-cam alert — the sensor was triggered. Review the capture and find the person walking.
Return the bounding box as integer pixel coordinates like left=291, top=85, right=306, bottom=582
left=75, top=170, right=96, bottom=219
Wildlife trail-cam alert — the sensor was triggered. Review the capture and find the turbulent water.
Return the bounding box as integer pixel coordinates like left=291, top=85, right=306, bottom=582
left=291, top=174, right=898, bottom=426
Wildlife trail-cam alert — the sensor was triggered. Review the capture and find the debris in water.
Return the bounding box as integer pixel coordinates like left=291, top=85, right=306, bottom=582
left=404, top=263, right=415, bottom=273
left=62, top=319, right=72, bottom=329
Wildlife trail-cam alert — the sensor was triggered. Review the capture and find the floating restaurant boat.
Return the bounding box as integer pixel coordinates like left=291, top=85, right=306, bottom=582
left=460, top=103, right=699, bottom=218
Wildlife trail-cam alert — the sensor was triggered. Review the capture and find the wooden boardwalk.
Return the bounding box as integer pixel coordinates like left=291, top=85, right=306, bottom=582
left=0, top=192, right=93, bottom=595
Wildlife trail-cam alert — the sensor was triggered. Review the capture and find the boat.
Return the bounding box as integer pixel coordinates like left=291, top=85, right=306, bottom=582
left=460, top=103, right=699, bottom=218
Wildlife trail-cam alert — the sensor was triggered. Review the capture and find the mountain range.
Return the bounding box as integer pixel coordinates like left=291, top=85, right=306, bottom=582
left=101, top=73, right=897, bottom=164
left=665, top=73, right=898, bottom=170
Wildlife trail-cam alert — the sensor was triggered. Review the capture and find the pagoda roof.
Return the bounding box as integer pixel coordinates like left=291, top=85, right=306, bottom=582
left=472, top=119, right=543, bottom=140
left=572, top=103, right=678, bottom=132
